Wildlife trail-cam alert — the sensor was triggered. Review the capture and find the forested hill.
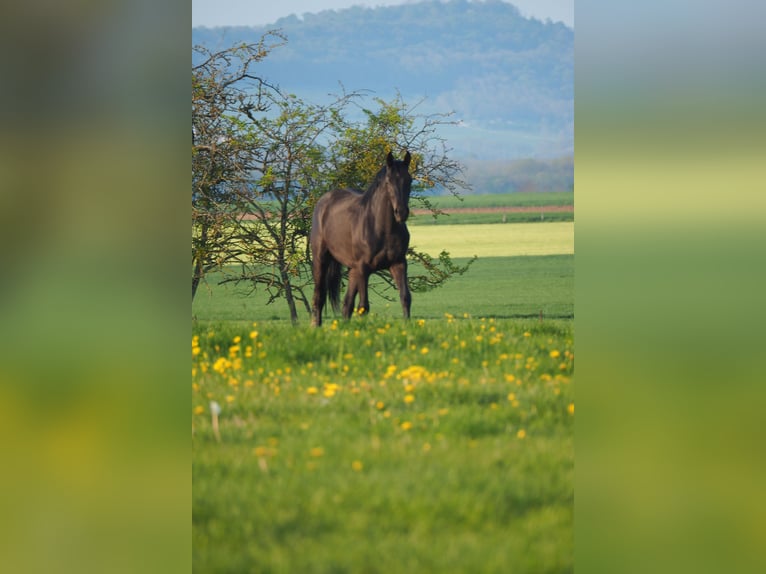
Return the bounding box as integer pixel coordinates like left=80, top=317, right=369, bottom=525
left=193, top=0, right=573, bottom=180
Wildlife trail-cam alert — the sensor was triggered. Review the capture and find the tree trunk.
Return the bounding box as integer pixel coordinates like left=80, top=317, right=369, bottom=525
left=192, top=221, right=209, bottom=302
left=282, top=269, right=299, bottom=324
left=192, top=256, right=203, bottom=301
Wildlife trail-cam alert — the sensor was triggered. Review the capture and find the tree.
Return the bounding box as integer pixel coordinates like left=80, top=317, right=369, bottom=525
left=192, top=34, right=285, bottom=300
left=220, top=91, right=358, bottom=323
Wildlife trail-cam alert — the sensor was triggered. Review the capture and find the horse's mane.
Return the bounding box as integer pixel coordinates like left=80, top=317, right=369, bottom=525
left=359, top=165, right=388, bottom=205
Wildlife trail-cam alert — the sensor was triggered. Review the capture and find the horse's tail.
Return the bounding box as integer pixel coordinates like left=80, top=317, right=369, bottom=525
left=326, top=257, right=342, bottom=314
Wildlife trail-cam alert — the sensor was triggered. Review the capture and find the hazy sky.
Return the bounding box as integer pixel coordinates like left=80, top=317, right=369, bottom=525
left=192, top=1, right=573, bottom=29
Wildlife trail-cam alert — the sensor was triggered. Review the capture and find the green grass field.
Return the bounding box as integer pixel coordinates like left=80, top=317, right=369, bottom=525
left=409, top=192, right=574, bottom=225
left=192, top=222, right=574, bottom=323
left=193, top=220, right=574, bottom=572
left=409, top=210, right=573, bottom=225
left=420, top=191, right=573, bottom=210
left=193, top=254, right=573, bottom=323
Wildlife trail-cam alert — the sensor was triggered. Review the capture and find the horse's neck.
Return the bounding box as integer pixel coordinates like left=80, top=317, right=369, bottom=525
left=366, top=185, right=394, bottom=232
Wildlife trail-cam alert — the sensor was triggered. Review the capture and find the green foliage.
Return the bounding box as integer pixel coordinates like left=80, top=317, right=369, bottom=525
left=192, top=35, right=286, bottom=300
left=193, top=316, right=574, bottom=572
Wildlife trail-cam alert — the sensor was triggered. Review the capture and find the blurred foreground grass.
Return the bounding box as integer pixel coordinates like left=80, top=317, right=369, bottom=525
left=193, top=317, right=574, bottom=572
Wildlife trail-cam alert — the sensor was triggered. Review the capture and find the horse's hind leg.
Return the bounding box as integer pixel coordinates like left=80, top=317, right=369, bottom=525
left=390, top=261, right=411, bottom=319
left=311, top=251, right=329, bottom=326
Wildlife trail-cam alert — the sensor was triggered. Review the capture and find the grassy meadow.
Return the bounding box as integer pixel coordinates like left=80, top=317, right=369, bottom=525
left=193, top=204, right=574, bottom=572
left=419, top=191, right=573, bottom=210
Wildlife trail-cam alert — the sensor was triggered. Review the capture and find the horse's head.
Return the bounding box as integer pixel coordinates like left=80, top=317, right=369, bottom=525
left=385, top=151, right=412, bottom=223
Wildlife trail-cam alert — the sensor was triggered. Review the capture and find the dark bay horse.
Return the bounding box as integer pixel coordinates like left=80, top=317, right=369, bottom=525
left=310, top=151, right=413, bottom=326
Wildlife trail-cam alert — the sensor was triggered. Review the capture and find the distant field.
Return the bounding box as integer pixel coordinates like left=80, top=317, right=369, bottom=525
left=411, top=221, right=574, bottom=258
left=419, top=191, right=573, bottom=210
left=410, top=192, right=574, bottom=225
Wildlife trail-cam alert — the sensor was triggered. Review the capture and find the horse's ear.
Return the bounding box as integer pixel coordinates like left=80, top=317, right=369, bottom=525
left=386, top=151, right=395, bottom=168
left=403, top=151, right=411, bottom=168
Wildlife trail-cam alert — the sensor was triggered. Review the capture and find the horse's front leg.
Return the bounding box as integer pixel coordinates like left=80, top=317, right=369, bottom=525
left=356, top=269, right=371, bottom=317
left=342, top=270, right=359, bottom=319
left=390, top=261, right=411, bottom=320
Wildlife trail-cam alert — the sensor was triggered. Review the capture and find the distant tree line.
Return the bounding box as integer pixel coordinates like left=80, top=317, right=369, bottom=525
left=462, top=156, right=573, bottom=194
left=192, top=0, right=573, bottom=146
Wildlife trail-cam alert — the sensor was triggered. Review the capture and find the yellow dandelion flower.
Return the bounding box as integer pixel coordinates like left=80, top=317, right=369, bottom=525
left=549, top=350, right=561, bottom=358
left=307, top=386, right=318, bottom=395
left=422, top=442, right=432, bottom=453
left=401, top=421, right=413, bottom=431
left=309, top=447, right=324, bottom=458
left=517, top=429, right=526, bottom=439
left=404, top=394, right=415, bottom=404
left=233, top=335, right=241, bottom=344
left=507, top=392, right=516, bottom=402
left=226, top=395, right=235, bottom=403
left=438, top=408, right=449, bottom=416
left=375, top=401, right=385, bottom=410
left=420, top=347, right=429, bottom=355
left=193, top=405, right=204, bottom=415
left=249, top=330, right=258, bottom=339
left=351, top=460, right=364, bottom=472
left=323, top=383, right=339, bottom=398
left=568, top=403, right=575, bottom=415
left=417, top=319, right=426, bottom=327
left=523, top=331, right=531, bottom=338
left=505, top=374, right=516, bottom=383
